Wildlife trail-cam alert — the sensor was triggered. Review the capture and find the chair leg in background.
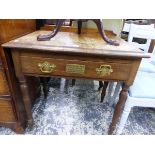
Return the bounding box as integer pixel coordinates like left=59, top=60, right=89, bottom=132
left=98, top=81, right=104, bottom=91
left=71, top=79, right=76, bottom=86
left=40, top=77, right=50, bottom=100
left=116, top=99, right=132, bottom=135
left=106, top=82, right=114, bottom=103
left=101, top=81, right=109, bottom=102
left=109, top=82, right=123, bottom=106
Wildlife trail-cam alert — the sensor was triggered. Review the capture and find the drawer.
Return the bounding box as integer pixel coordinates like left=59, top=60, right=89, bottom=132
left=0, top=98, right=16, bottom=122
left=0, top=69, right=10, bottom=95
left=20, top=55, right=132, bottom=81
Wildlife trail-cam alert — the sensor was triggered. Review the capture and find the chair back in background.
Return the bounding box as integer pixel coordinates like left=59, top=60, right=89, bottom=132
left=127, top=24, right=155, bottom=52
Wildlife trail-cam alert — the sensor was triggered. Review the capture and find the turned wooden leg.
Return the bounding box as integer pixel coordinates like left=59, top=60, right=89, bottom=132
left=18, top=76, right=33, bottom=127
left=13, top=122, right=25, bottom=134
left=101, top=81, right=109, bottom=102
left=77, top=20, right=82, bottom=34
left=92, top=19, right=119, bottom=46
left=108, top=84, right=129, bottom=134
left=37, top=19, right=66, bottom=41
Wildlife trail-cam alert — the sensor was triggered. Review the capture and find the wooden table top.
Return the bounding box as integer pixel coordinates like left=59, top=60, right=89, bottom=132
left=2, top=30, right=150, bottom=58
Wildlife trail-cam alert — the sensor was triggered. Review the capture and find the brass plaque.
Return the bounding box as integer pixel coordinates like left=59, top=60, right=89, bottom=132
left=66, top=64, right=85, bottom=74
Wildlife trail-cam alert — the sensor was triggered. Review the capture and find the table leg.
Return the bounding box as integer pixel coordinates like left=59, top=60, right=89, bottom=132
left=100, top=81, right=109, bottom=102
left=77, top=20, right=82, bottom=34
left=108, top=84, right=129, bottom=134
left=13, top=122, right=25, bottom=134
left=18, top=76, right=33, bottom=127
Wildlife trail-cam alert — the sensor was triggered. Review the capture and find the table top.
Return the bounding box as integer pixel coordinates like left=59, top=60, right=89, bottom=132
left=2, top=30, right=150, bottom=58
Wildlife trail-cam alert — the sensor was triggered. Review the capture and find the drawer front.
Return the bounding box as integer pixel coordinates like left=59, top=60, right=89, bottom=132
left=0, top=98, right=16, bottom=122
left=21, top=55, right=132, bottom=81
left=0, top=69, right=10, bottom=95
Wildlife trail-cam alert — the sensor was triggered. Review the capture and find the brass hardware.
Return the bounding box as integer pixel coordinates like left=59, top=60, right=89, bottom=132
left=38, top=61, right=56, bottom=73
left=66, top=64, right=85, bottom=74
left=96, top=65, right=113, bottom=76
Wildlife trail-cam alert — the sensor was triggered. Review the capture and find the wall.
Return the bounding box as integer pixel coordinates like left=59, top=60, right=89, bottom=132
left=73, top=19, right=123, bottom=36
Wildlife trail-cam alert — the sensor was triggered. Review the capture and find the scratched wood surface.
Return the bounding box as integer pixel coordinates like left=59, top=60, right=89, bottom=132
left=2, top=30, right=150, bottom=58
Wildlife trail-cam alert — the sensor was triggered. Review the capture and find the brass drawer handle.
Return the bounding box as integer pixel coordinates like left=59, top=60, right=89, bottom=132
left=96, top=65, right=113, bottom=76
left=38, top=61, right=56, bottom=73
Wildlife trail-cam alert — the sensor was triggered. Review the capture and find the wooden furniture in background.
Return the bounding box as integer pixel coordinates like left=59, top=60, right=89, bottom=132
left=0, top=20, right=40, bottom=133
left=2, top=30, right=149, bottom=134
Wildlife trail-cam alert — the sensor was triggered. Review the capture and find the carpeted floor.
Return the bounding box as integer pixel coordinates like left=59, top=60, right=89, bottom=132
left=0, top=78, right=155, bottom=135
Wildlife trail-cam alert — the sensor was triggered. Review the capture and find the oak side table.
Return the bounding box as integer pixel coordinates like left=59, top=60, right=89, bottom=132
left=2, top=30, right=149, bottom=134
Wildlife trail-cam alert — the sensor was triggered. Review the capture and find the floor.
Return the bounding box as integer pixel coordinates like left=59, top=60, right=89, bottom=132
left=0, top=78, right=155, bottom=135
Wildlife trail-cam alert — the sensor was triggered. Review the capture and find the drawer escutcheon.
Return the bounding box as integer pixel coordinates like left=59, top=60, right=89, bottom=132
left=96, top=65, right=113, bottom=76
left=38, top=61, right=56, bottom=73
